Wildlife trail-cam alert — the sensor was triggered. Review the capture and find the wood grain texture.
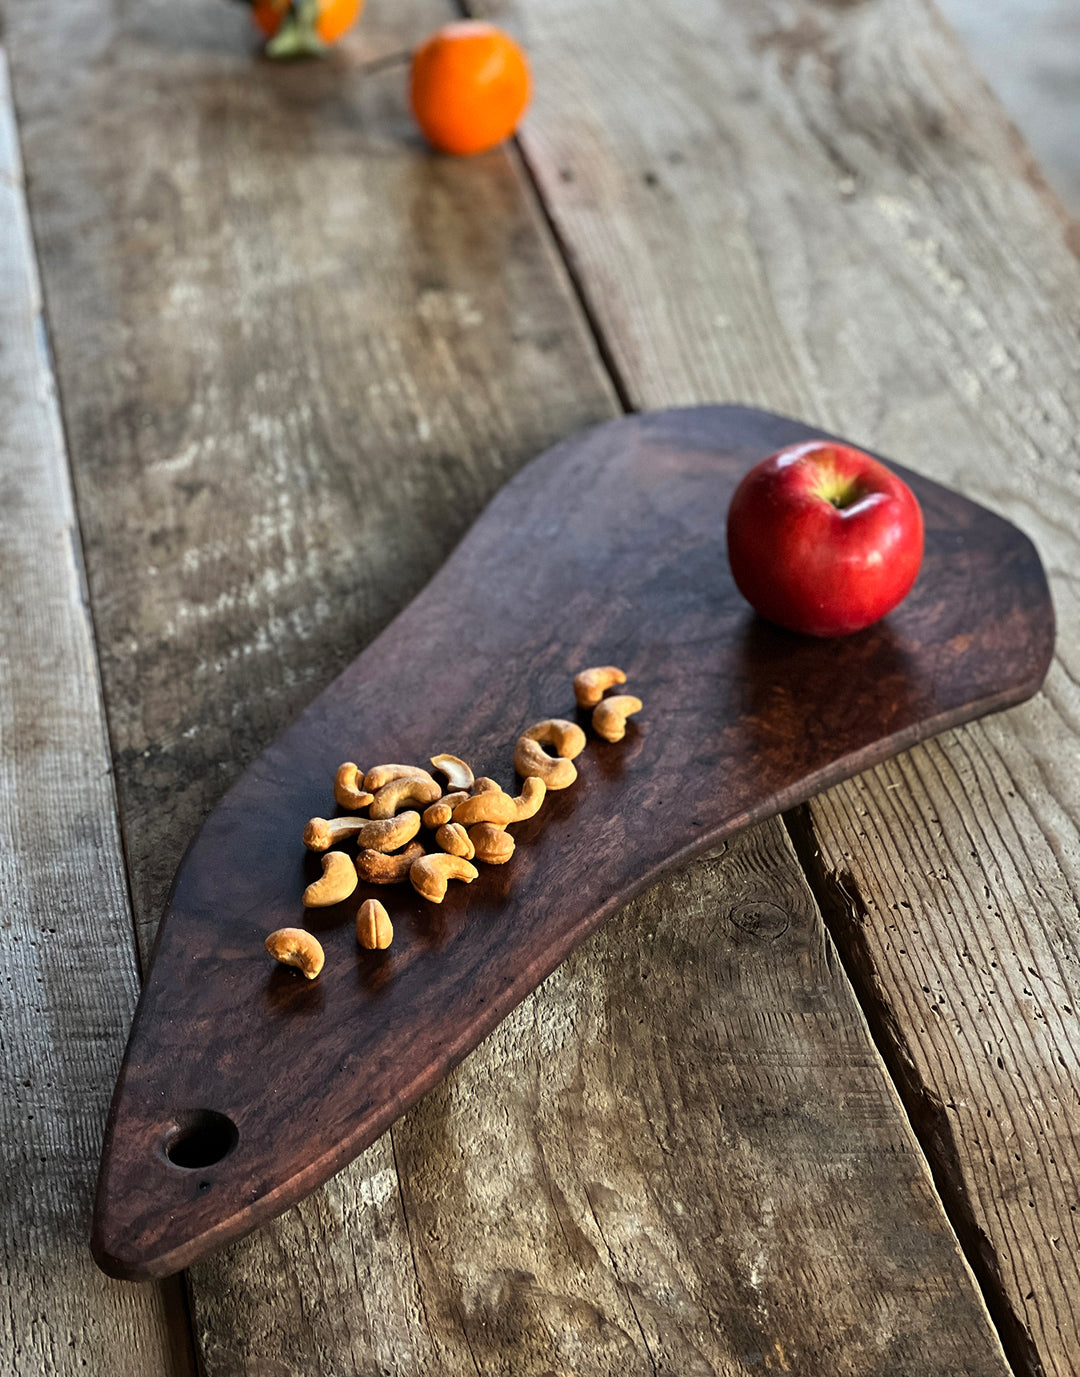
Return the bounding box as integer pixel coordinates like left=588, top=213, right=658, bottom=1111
left=195, top=826, right=1013, bottom=1376
left=93, top=406, right=1052, bottom=1280
left=0, top=50, right=195, bottom=1377
left=480, top=0, right=1080, bottom=1370
left=2, top=0, right=1027, bottom=1370
left=191, top=1135, right=445, bottom=1377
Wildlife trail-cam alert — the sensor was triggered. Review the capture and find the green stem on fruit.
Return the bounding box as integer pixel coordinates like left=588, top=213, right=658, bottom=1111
left=816, top=472, right=867, bottom=510
left=265, top=0, right=329, bottom=58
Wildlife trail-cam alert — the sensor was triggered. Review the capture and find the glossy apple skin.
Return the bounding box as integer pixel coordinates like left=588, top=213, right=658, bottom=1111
left=726, top=440, right=925, bottom=637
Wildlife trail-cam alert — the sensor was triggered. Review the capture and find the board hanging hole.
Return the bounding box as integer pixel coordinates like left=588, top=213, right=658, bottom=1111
left=163, top=1109, right=238, bottom=1169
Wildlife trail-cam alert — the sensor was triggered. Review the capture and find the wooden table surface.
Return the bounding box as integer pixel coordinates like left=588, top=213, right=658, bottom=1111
left=2, top=2, right=1078, bottom=1374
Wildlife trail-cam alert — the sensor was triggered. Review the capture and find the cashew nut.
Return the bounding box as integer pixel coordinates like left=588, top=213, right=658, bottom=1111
left=410, top=853, right=478, bottom=903
left=592, top=694, right=643, bottom=743
left=369, top=776, right=442, bottom=819
left=303, top=815, right=369, bottom=851
left=357, top=899, right=394, bottom=950
left=356, top=840, right=425, bottom=884
left=436, top=821, right=476, bottom=860
left=573, top=664, right=628, bottom=708
left=355, top=811, right=421, bottom=853
left=302, top=850, right=359, bottom=907
left=471, top=776, right=503, bottom=795
left=515, top=739, right=576, bottom=790
left=452, top=788, right=517, bottom=827
left=469, top=823, right=515, bottom=865
left=363, top=763, right=436, bottom=793
left=265, top=927, right=325, bottom=979
left=509, top=775, right=546, bottom=821
left=430, top=753, right=475, bottom=791
left=523, top=718, right=587, bottom=759
left=423, top=791, right=469, bottom=829
left=453, top=774, right=545, bottom=824
left=334, top=762, right=374, bottom=812
left=514, top=719, right=585, bottom=791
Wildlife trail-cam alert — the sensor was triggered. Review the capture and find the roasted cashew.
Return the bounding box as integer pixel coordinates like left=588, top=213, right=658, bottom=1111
left=303, top=815, right=370, bottom=851
left=356, top=840, right=425, bottom=885
left=471, top=776, right=503, bottom=795
left=515, top=739, right=576, bottom=790
left=334, top=762, right=374, bottom=812
left=514, top=718, right=585, bottom=791
left=410, top=853, right=478, bottom=903
left=521, top=718, right=586, bottom=759
left=369, top=776, right=442, bottom=819
left=430, top=753, right=474, bottom=791
left=469, top=822, right=515, bottom=865
left=573, top=665, right=628, bottom=708
left=356, top=899, right=394, bottom=951
left=302, top=850, right=359, bottom=907
left=457, top=775, right=546, bottom=825
left=423, top=791, right=469, bottom=829
left=592, top=694, right=643, bottom=743
left=265, top=927, right=325, bottom=979
left=452, top=788, right=517, bottom=827
left=436, top=821, right=476, bottom=860
left=355, top=811, right=421, bottom=853
left=363, top=763, right=436, bottom=793
left=509, top=776, right=546, bottom=821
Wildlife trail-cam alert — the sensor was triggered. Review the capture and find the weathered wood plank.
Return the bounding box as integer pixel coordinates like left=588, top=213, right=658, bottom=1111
left=480, top=0, right=1080, bottom=1370
left=5, top=0, right=1014, bottom=1370
left=0, top=49, right=196, bottom=1377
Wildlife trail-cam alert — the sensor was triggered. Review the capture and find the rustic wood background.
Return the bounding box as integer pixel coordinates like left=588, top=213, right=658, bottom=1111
left=2, top=0, right=1078, bottom=1373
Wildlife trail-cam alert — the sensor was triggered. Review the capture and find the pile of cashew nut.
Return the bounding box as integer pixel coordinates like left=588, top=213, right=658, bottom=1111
left=264, top=664, right=642, bottom=978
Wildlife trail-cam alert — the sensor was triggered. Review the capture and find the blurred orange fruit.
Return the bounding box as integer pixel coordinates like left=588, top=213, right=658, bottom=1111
left=409, top=21, right=531, bottom=156
left=252, top=0, right=363, bottom=48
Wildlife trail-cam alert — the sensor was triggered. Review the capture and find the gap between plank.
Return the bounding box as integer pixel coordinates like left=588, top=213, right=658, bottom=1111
left=784, top=801, right=1042, bottom=1377
left=452, top=0, right=637, bottom=415
left=508, top=129, right=638, bottom=417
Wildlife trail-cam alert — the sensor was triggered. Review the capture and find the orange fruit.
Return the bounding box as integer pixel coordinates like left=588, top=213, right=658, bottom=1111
left=409, top=21, right=531, bottom=156
left=252, top=0, right=363, bottom=48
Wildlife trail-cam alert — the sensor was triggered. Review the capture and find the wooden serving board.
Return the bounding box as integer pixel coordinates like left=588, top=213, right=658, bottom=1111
left=92, top=406, right=1054, bottom=1281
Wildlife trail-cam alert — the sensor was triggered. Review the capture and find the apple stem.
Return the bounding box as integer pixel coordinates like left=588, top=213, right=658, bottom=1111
left=819, top=474, right=865, bottom=510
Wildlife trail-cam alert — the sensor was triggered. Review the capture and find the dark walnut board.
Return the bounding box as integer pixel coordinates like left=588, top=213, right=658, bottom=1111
left=93, top=405, right=1054, bottom=1281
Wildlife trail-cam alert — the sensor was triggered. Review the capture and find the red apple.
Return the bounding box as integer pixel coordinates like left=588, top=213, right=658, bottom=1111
left=725, top=440, right=924, bottom=637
